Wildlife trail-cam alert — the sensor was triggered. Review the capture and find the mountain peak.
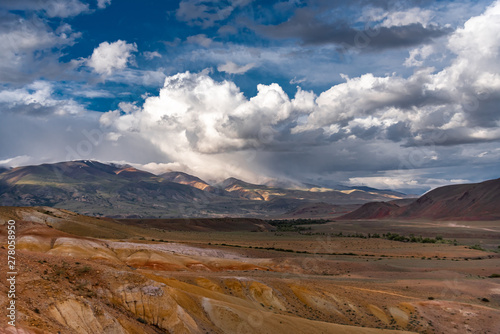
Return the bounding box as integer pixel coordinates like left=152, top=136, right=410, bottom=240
left=220, top=177, right=255, bottom=189
left=160, top=171, right=216, bottom=192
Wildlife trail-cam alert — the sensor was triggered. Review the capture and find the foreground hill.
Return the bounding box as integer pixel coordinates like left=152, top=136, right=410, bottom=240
left=1, top=206, right=498, bottom=333
left=341, top=178, right=500, bottom=220
left=0, top=160, right=407, bottom=218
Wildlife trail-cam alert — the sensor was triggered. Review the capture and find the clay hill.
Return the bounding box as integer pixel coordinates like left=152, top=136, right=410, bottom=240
left=2, top=206, right=500, bottom=333
left=341, top=177, right=500, bottom=220
left=0, top=160, right=408, bottom=218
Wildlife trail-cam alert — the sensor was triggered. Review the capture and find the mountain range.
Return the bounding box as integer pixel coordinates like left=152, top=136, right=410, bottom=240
left=0, top=160, right=408, bottom=218
left=340, top=177, right=500, bottom=220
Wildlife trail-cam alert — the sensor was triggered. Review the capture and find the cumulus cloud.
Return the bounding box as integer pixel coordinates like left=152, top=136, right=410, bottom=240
left=97, top=0, right=112, bottom=9
left=99, top=71, right=315, bottom=181
left=97, top=1, right=500, bottom=187
left=0, top=13, right=80, bottom=84
left=2, top=0, right=499, bottom=193
left=293, top=0, right=500, bottom=144
left=86, top=40, right=138, bottom=76
left=217, top=61, right=256, bottom=74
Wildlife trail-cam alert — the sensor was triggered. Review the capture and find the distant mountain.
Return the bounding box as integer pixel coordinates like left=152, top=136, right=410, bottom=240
left=347, top=186, right=407, bottom=198
left=0, top=160, right=408, bottom=218
left=220, top=177, right=271, bottom=200
left=0, top=161, right=217, bottom=217
left=340, top=202, right=401, bottom=220
left=160, top=171, right=217, bottom=192
left=340, top=178, right=500, bottom=220
left=219, top=177, right=406, bottom=203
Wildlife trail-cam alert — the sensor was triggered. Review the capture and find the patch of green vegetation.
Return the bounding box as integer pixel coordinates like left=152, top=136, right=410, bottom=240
left=488, top=273, right=500, bottom=278
left=266, top=219, right=329, bottom=232
left=468, top=244, right=485, bottom=251
left=326, top=231, right=458, bottom=245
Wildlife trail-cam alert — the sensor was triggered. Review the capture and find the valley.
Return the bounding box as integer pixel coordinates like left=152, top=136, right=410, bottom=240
left=1, top=206, right=499, bottom=333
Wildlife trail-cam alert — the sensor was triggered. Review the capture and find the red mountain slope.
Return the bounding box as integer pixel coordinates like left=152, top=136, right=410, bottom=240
left=340, top=178, right=500, bottom=220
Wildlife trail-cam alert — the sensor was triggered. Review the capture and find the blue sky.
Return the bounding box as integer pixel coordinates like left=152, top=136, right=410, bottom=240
left=1, top=0, right=499, bottom=193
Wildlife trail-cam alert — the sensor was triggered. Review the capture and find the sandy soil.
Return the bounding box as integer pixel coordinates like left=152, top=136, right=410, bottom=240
left=0, top=208, right=499, bottom=333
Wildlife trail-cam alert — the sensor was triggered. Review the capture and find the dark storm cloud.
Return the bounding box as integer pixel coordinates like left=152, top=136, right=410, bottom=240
left=386, top=122, right=411, bottom=142
left=406, top=127, right=500, bottom=147
left=254, top=8, right=452, bottom=51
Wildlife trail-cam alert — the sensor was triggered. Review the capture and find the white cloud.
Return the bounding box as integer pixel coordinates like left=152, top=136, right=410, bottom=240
left=99, top=71, right=314, bottom=181
left=96, top=2, right=500, bottom=185
left=0, top=13, right=80, bottom=84
left=97, top=0, right=112, bottom=9
left=290, top=77, right=307, bottom=84
left=0, top=155, right=32, bottom=168
left=0, top=0, right=89, bottom=18
left=0, top=81, right=86, bottom=115
left=2, top=1, right=499, bottom=191
left=186, top=34, right=213, bottom=47
left=71, top=89, right=114, bottom=98
left=105, top=68, right=166, bottom=86
left=380, top=8, right=434, bottom=28
left=346, top=173, right=472, bottom=193
left=143, top=51, right=162, bottom=60
left=217, top=61, right=255, bottom=74
left=86, top=40, right=138, bottom=76
left=294, top=0, right=500, bottom=139
left=404, top=45, right=434, bottom=67
left=44, top=0, right=89, bottom=17
left=135, top=162, right=191, bottom=175
left=347, top=175, right=419, bottom=190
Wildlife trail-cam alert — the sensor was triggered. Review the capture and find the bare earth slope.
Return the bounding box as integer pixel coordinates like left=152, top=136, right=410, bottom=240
left=0, top=207, right=420, bottom=334
left=341, top=177, right=500, bottom=220
left=1, top=206, right=500, bottom=333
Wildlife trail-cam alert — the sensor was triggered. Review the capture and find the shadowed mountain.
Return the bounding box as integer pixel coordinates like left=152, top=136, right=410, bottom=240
left=0, top=161, right=218, bottom=217
left=340, top=202, right=402, bottom=220
left=0, top=161, right=408, bottom=218
left=340, top=178, right=500, bottom=220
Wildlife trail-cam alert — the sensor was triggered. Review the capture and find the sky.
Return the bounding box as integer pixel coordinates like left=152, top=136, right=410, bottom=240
left=0, top=0, right=499, bottom=194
